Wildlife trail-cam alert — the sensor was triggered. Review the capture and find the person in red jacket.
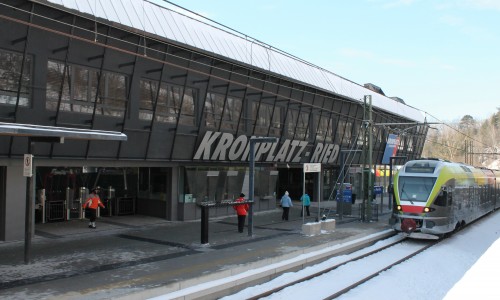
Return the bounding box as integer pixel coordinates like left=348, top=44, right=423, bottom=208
left=233, top=193, right=249, bottom=233
left=82, top=188, right=105, bottom=229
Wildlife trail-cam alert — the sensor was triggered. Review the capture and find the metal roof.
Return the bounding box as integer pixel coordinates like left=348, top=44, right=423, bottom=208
left=35, top=0, right=426, bottom=122
left=0, top=122, right=127, bottom=141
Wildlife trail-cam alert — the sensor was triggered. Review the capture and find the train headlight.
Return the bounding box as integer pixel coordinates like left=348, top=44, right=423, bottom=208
left=396, top=205, right=402, bottom=211
left=423, top=207, right=435, bottom=213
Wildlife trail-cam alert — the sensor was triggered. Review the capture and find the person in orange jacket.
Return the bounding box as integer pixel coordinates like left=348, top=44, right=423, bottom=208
left=82, top=188, right=105, bottom=229
left=233, top=193, right=249, bottom=233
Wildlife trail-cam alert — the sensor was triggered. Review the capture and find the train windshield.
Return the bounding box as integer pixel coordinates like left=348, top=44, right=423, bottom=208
left=398, top=176, right=436, bottom=203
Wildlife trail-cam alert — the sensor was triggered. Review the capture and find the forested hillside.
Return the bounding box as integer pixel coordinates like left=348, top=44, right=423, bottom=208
left=422, top=109, right=500, bottom=169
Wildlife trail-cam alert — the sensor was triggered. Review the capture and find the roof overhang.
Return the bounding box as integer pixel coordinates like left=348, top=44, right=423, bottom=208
left=0, top=122, right=127, bottom=141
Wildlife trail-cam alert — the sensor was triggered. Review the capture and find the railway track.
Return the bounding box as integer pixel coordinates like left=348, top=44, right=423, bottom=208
left=232, top=236, right=439, bottom=300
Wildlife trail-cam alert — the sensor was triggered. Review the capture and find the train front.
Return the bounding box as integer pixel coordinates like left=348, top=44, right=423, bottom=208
left=391, top=159, right=450, bottom=239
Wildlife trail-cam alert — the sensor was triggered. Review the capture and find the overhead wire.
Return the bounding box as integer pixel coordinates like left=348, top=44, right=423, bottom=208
left=398, top=110, right=500, bottom=167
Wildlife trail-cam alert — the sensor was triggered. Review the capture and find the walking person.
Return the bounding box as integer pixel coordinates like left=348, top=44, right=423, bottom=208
left=300, top=192, right=311, bottom=217
left=82, top=188, right=105, bottom=229
left=280, top=191, right=293, bottom=221
left=233, top=193, right=249, bottom=233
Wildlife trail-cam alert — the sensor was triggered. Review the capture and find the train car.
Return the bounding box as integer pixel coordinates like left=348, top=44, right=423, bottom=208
left=391, top=159, right=500, bottom=239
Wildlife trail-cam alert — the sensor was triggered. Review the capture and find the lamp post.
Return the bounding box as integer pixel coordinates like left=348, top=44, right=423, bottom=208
left=389, top=156, right=406, bottom=210
left=360, top=95, right=373, bottom=223
left=248, top=137, right=279, bottom=237
left=338, top=149, right=362, bottom=220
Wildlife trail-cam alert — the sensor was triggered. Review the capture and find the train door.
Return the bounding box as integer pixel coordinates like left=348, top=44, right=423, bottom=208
left=446, top=187, right=454, bottom=229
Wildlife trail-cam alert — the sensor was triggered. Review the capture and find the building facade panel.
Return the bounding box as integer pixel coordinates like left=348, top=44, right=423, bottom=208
left=0, top=0, right=429, bottom=241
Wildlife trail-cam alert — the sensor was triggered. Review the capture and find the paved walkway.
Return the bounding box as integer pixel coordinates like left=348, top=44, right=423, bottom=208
left=0, top=201, right=393, bottom=300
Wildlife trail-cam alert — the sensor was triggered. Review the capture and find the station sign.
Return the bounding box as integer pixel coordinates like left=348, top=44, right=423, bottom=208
left=193, top=131, right=340, bottom=164
left=303, top=163, right=321, bottom=173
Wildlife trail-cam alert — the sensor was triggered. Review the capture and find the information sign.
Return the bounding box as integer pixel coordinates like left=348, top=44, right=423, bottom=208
left=303, top=163, right=321, bottom=173
left=23, top=154, right=33, bottom=177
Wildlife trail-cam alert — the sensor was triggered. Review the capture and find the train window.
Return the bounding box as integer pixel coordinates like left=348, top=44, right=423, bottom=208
left=405, top=166, right=435, bottom=173
left=404, top=161, right=437, bottom=173
left=434, top=190, right=447, bottom=206
left=398, top=176, right=436, bottom=202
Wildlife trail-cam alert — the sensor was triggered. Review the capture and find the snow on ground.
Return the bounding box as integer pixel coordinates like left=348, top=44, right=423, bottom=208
left=487, top=160, right=500, bottom=170
left=221, top=211, right=500, bottom=300
left=444, top=237, right=500, bottom=300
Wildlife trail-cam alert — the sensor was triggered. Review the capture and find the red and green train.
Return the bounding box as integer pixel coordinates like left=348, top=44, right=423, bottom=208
left=391, top=159, right=500, bottom=239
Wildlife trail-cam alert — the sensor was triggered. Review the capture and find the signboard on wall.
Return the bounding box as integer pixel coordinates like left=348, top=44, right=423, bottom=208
left=193, top=131, right=340, bottom=164
left=23, top=154, right=33, bottom=177
left=303, top=163, right=321, bottom=173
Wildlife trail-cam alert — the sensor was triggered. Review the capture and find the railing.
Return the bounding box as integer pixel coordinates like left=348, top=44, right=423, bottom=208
left=115, top=197, right=135, bottom=215
left=359, top=203, right=379, bottom=221
left=46, top=200, right=65, bottom=222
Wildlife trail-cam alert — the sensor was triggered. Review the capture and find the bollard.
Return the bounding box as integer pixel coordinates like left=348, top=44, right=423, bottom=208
left=201, top=206, right=209, bottom=244
left=302, top=222, right=321, bottom=236
left=321, top=219, right=336, bottom=232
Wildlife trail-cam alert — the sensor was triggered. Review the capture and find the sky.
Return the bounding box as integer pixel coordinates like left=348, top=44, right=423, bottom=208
left=158, top=0, right=500, bottom=122
left=152, top=211, right=500, bottom=300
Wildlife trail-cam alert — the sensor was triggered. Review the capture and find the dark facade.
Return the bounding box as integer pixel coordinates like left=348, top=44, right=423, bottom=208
left=0, top=0, right=428, bottom=241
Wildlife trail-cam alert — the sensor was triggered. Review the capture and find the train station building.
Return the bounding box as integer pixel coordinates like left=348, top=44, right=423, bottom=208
left=0, top=0, right=428, bottom=241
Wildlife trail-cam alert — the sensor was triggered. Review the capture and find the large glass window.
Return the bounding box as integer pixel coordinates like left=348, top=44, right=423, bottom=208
left=286, top=109, right=298, bottom=138
left=182, top=167, right=277, bottom=204
left=295, top=111, right=310, bottom=140
left=205, top=92, right=242, bottom=131
left=337, top=118, right=347, bottom=145
left=205, top=92, right=224, bottom=129
left=0, top=50, right=32, bottom=107
left=139, top=79, right=196, bottom=126
left=253, top=102, right=283, bottom=137
left=316, top=113, right=333, bottom=143
left=253, top=102, right=273, bottom=135
left=256, top=170, right=279, bottom=200
left=343, top=121, right=353, bottom=145
left=46, top=60, right=127, bottom=117
left=270, top=106, right=282, bottom=136
left=223, top=96, right=243, bottom=131
left=138, top=167, right=167, bottom=201
left=183, top=167, right=246, bottom=203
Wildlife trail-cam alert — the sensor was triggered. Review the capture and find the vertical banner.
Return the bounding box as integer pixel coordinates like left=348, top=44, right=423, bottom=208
left=382, top=134, right=400, bottom=164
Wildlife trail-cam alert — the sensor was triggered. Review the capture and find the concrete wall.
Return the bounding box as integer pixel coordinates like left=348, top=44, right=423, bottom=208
left=4, top=164, right=28, bottom=241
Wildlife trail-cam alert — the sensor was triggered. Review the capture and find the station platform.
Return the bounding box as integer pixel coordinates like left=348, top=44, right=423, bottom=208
left=0, top=200, right=394, bottom=300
